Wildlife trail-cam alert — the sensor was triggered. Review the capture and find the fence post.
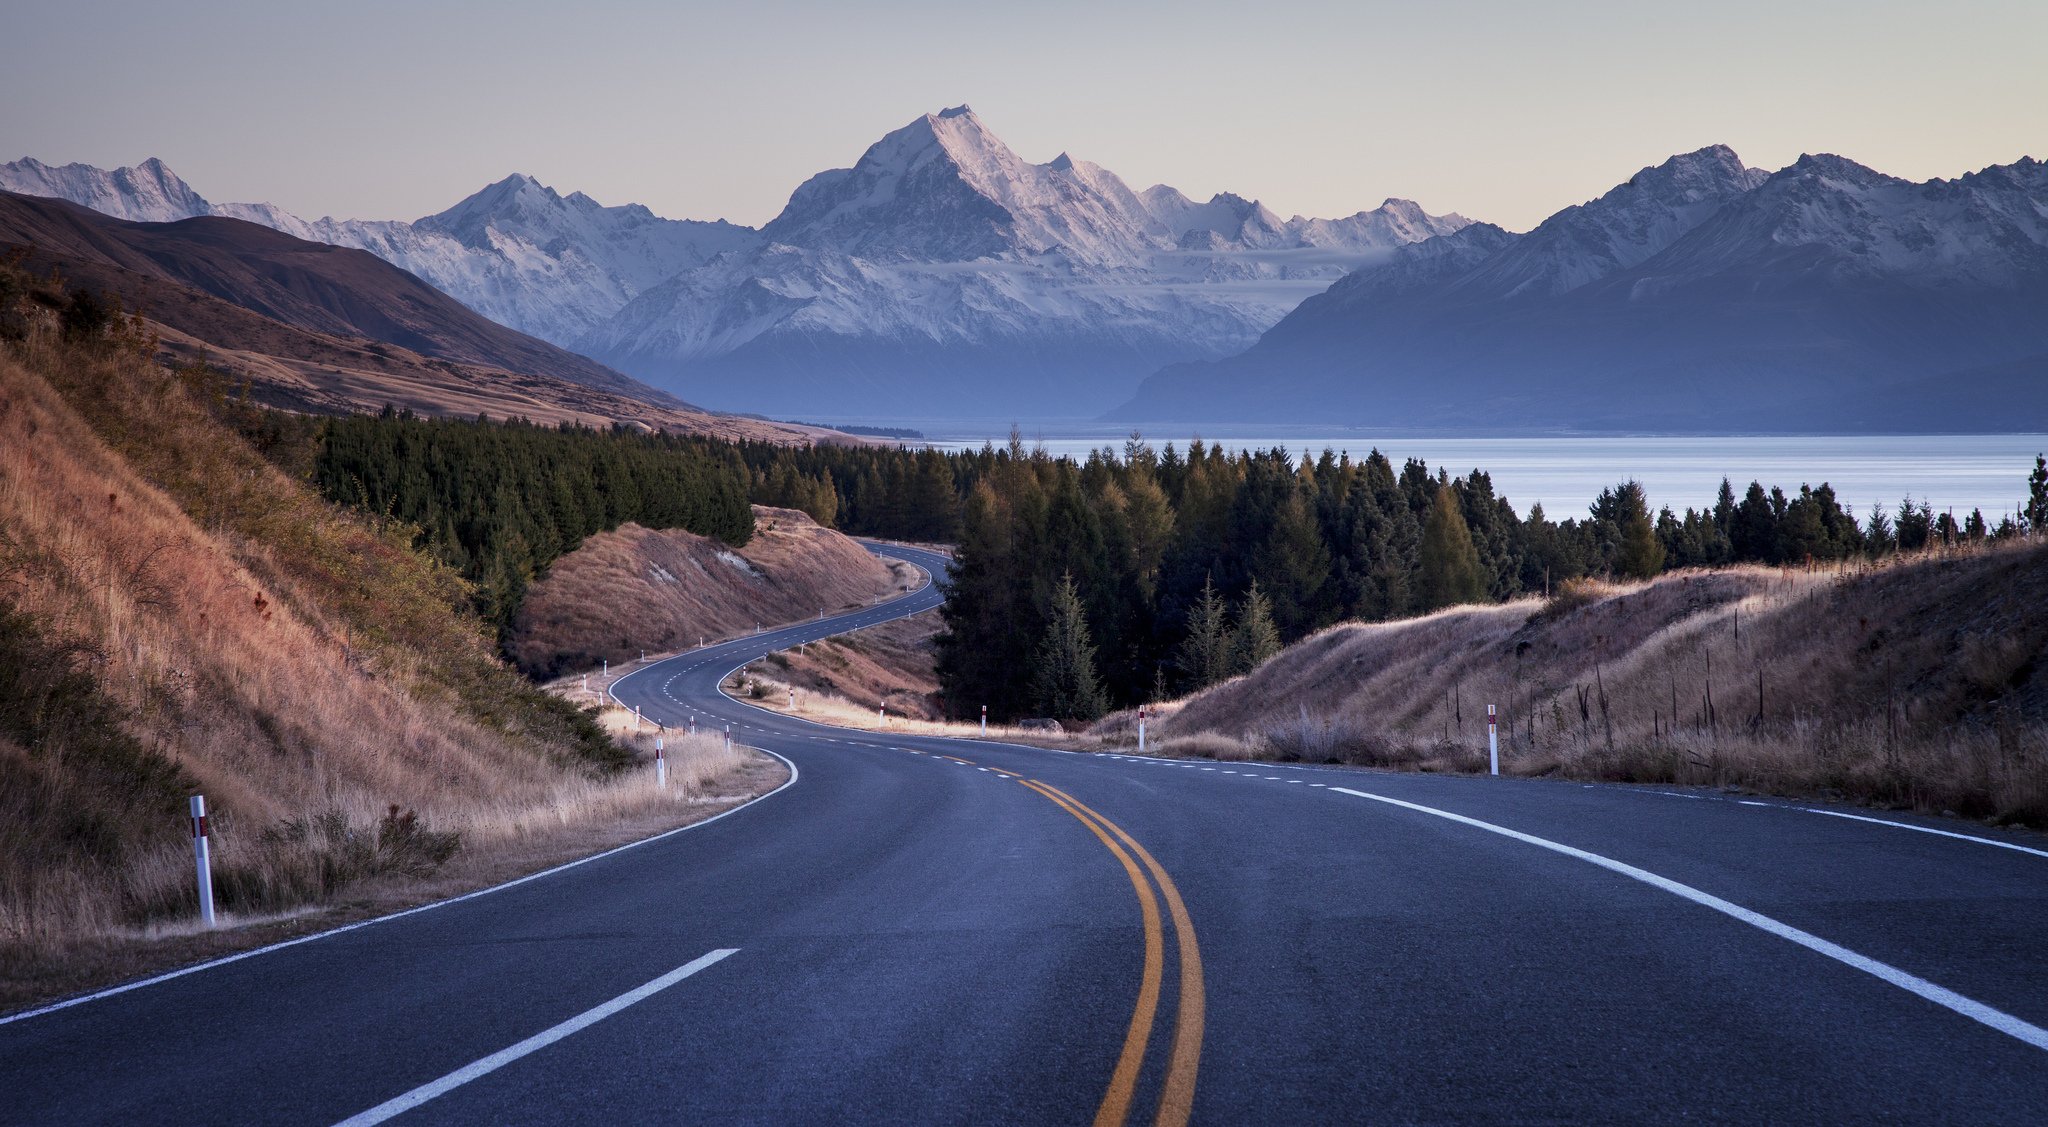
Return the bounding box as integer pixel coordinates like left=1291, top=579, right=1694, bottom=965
left=656, top=735, right=666, bottom=788
left=190, top=795, right=216, bottom=928
left=1488, top=705, right=1499, bottom=776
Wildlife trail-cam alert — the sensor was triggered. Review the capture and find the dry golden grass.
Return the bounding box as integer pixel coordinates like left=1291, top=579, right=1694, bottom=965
left=754, top=610, right=945, bottom=718
left=1119, top=548, right=2048, bottom=824
left=0, top=316, right=783, bottom=1007
left=508, top=508, right=905, bottom=677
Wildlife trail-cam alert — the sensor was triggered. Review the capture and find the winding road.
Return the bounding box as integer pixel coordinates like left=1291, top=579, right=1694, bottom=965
left=3, top=542, right=2045, bottom=1124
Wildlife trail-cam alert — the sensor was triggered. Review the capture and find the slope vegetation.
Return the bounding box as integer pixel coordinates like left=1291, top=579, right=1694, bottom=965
left=0, top=279, right=766, bottom=1002
left=1137, top=548, right=2048, bottom=823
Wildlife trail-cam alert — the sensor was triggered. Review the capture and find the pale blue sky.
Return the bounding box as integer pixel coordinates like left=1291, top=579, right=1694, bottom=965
left=4, top=0, right=2042, bottom=231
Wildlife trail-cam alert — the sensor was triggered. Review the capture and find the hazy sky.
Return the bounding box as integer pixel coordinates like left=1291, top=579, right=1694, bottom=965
left=5, top=0, right=2043, bottom=232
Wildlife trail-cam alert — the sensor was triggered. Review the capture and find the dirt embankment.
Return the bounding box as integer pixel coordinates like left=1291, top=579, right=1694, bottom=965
left=739, top=611, right=946, bottom=720
left=1116, top=545, right=2048, bottom=825
left=508, top=506, right=912, bottom=677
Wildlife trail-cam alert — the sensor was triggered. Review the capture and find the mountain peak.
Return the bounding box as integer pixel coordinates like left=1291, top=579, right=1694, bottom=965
left=0, top=154, right=212, bottom=222
left=935, top=104, right=974, bottom=119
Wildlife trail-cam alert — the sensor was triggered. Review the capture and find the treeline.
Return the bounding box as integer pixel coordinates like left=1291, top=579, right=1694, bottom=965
left=314, top=409, right=754, bottom=634
left=735, top=434, right=2044, bottom=722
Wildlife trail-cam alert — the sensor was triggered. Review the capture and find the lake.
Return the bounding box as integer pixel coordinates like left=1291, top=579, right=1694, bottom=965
left=908, top=426, right=2048, bottom=521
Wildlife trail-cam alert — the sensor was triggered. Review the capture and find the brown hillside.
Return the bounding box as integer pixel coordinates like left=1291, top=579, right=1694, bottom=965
left=0, top=190, right=654, bottom=401
left=509, top=507, right=903, bottom=677
left=1141, top=550, right=2048, bottom=823
left=1, top=228, right=834, bottom=441
left=0, top=300, right=767, bottom=991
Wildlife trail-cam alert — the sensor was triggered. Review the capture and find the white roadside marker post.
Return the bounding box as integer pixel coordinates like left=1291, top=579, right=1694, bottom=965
left=602, top=658, right=609, bottom=678
left=190, top=795, right=216, bottom=929
left=1138, top=707, right=1147, bottom=754
left=688, top=716, right=696, bottom=736
left=724, top=724, right=732, bottom=751
left=980, top=704, right=987, bottom=737
left=878, top=705, right=885, bottom=727
left=655, top=735, right=666, bottom=788
left=640, top=650, right=646, bottom=663
left=788, top=688, right=795, bottom=710
left=1488, top=704, right=1499, bottom=776
left=634, top=705, right=642, bottom=730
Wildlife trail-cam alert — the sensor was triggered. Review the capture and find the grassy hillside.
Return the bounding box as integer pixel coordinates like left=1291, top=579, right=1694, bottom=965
left=1127, top=548, right=2048, bottom=824
left=508, top=507, right=905, bottom=677
left=0, top=269, right=766, bottom=1000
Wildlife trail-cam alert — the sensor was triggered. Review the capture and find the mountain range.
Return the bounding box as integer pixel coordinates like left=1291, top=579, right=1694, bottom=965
left=4, top=108, right=1467, bottom=416
left=1113, top=147, right=2048, bottom=431
left=0, top=190, right=825, bottom=442
left=9, top=120, right=2044, bottom=432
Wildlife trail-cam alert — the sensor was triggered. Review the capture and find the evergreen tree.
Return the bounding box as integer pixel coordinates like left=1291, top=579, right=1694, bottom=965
left=1419, top=485, right=1484, bottom=608
left=1176, top=576, right=1232, bottom=689
left=1608, top=480, right=1664, bottom=579
left=2028, top=454, right=2048, bottom=535
left=1228, top=580, right=1281, bottom=674
left=1032, top=573, right=1108, bottom=720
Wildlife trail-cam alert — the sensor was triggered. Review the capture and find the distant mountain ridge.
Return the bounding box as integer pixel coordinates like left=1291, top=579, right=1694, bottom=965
left=0, top=189, right=658, bottom=399
left=0, top=158, right=753, bottom=345
left=0, top=191, right=827, bottom=441
left=576, top=106, right=1470, bottom=415
left=5, top=111, right=1468, bottom=416
left=1112, top=147, right=2048, bottom=431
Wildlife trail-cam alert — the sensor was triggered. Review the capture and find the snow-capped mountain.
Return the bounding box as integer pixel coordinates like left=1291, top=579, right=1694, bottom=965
left=576, top=106, right=1470, bottom=415
left=6, top=121, right=1465, bottom=417
left=0, top=157, right=213, bottom=222
left=1115, top=149, right=2048, bottom=431
left=0, top=157, right=756, bottom=343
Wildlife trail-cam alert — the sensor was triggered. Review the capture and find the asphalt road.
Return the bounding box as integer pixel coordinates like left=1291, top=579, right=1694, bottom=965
left=3, top=541, right=2045, bottom=1124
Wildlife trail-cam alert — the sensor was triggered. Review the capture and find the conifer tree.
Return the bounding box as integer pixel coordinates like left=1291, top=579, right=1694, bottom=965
left=1229, top=580, right=1281, bottom=674
left=1176, top=576, right=1231, bottom=689
left=2027, top=454, right=2048, bottom=535
left=1419, top=485, right=1484, bottom=609
left=1611, top=480, right=1665, bottom=579
left=1033, top=572, right=1108, bottom=721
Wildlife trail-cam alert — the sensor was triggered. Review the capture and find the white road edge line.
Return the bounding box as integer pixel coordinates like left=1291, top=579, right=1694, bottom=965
left=330, top=948, right=738, bottom=1127
left=1, top=757, right=797, bottom=1028
left=1794, top=806, right=2048, bottom=860
left=1328, top=786, right=2048, bottom=1053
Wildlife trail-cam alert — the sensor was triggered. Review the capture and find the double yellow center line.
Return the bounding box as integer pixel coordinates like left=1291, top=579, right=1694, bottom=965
left=1019, top=779, right=1205, bottom=1127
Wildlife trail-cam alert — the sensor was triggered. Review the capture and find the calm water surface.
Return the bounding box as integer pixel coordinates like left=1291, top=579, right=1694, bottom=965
left=911, top=427, right=2048, bottom=520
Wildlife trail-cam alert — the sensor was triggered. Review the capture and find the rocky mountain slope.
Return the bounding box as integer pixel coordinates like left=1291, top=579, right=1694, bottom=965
left=1114, top=148, right=2048, bottom=431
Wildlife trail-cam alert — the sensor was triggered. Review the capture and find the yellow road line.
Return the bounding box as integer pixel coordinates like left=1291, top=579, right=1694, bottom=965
left=1019, top=779, right=1165, bottom=1127
left=1036, top=784, right=1206, bottom=1127
left=941, top=755, right=976, bottom=765
left=986, top=766, right=1022, bottom=778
